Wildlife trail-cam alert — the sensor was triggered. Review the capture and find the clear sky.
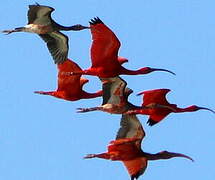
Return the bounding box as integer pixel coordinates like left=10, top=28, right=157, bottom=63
left=0, top=0, right=214, bottom=180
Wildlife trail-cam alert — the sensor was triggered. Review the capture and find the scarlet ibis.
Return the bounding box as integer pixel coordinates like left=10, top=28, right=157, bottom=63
left=68, top=17, right=175, bottom=78
left=126, top=88, right=215, bottom=126
left=84, top=114, right=193, bottom=179
left=2, top=3, right=89, bottom=64
left=34, top=59, right=102, bottom=101
left=77, top=77, right=173, bottom=114
left=77, top=76, right=140, bottom=114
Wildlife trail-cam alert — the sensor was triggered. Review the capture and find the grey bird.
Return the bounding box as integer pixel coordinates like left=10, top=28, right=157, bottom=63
left=2, top=3, right=89, bottom=64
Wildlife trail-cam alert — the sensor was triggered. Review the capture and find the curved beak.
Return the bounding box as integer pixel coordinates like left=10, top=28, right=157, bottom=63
left=168, top=152, right=194, bottom=162
left=70, top=24, right=90, bottom=31
left=151, top=68, right=176, bottom=75
left=198, top=107, right=215, bottom=114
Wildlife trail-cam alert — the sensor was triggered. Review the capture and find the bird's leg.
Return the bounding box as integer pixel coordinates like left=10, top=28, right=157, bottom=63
left=76, top=107, right=102, bottom=113
left=84, top=153, right=111, bottom=160
left=34, top=91, right=53, bottom=95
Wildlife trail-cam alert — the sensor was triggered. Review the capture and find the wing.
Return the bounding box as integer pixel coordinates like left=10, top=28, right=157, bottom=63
left=89, top=17, right=121, bottom=67
left=116, top=115, right=145, bottom=140
left=116, top=114, right=145, bottom=149
left=123, top=158, right=147, bottom=180
left=147, top=107, right=176, bottom=126
left=39, top=31, right=68, bottom=64
left=57, top=59, right=81, bottom=92
left=28, top=4, right=54, bottom=25
left=100, top=76, right=127, bottom=105
left=138, top=89, right=171, bottom=106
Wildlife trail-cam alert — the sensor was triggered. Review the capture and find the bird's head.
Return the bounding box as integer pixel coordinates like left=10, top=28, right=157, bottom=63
left=157, top=151, right=194, bottom=162
left=70, top=24, right=90, bottom=31
left=138, top=67, right=176, bottom=75
left=187, top=105, right=215, bottom=113
left=118, top=56, right=129, bottom=65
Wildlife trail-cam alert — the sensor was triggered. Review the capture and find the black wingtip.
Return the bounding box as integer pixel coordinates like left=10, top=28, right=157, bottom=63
left=29, top=2, right=40, bottom=8
left=147, top=118, right=157, bottom=126
left=89, top=17, right=104, bottom=25
left=35, top=2, right=40, bottom=6
left=131, top=172, right=141, bottom=180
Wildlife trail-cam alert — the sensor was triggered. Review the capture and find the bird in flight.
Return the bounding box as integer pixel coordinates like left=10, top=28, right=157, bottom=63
left=77, top=77, right=173, bottom=114
left=34, top=59, right=102, bottom=101
left=2, top=3, right=89, bottom=64
left=77, top=76, right=140, bottom=114
left=84, top=114, right=193, bottom=179
left=126, top=88, right=215, bottom=126
left=68, top=17, right=175, bottom=78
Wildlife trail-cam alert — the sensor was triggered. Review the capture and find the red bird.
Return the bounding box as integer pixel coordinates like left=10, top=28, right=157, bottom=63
left=84, top=114, right=193, bottom=179
left=77, top=77, right=172, bottom=114
left=34, top=59, right=102, bottom=101
left=69, top=17, right=175, bottom=78
left=126, top=88, right=215, bottom=126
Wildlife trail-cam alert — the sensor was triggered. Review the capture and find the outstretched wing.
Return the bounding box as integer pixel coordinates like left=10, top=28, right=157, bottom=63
left=39, top=31, right=68, bottom=64
left=100, top=76, right=127, bottom=105
left=28, top=4, right=54, bottom=25
left=89, top=17, right=121, bottom=67
left=116, top=115, right=145, bottom=140
left=123, top=158, right=147, bottom=180
left=116, top=114, right=145, bottom=149
left=57, top=59, right=82, bottom=92
left=138, top=89, right=171, bottom=107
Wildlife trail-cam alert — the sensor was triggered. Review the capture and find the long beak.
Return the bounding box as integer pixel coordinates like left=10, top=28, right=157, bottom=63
left=2, top=27, right=24, bottom=34
left=2, top=29, right=16, bottom=34
left=151, top=68, right=176, bottom=75
left=198, top=107, right=215, bottom=114
left=165, top=151, right=194, bottom=162
left=72, top=24, right=90, bottom=30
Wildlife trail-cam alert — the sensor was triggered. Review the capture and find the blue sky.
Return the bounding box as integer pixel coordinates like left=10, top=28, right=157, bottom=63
left=0, top=0, right=214, bottom=180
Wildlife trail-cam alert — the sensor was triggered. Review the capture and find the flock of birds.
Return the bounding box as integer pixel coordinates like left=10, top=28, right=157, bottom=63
left=3, top=3, right=215, bottom=180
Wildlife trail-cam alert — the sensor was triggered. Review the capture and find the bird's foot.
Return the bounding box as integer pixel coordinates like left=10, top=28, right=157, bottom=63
left=34, top=91, right=49, bottom=95
left=77, top=107, right=100, bottom=113
left=2, top=29, right=15, bottom=34
left=83, top=154, right=97, bottom=159
left=76, top=107, right=95, bottom=113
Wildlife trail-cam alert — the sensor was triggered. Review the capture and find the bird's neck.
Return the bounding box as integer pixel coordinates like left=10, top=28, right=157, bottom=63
left=176, top=106, right=194, bottom=113
left=55, top=23, right=86, bottom=31
left=120, top=67, right=141, bottom=75
left=141, top=152, right=167, bottom=161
